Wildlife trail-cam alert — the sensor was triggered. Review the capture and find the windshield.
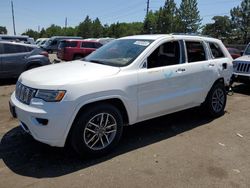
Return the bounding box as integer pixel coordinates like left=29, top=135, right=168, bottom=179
left=244, top=44, right=250, bottom=55
left=84, top=39, right=153, bottom=67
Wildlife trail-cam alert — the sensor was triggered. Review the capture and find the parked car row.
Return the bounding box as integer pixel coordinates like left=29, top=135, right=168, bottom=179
left=35, top=38, right=49, bottom=47
left=40, top=36, right=83, bottom=53
left=57, top=39, right=103, bottom=61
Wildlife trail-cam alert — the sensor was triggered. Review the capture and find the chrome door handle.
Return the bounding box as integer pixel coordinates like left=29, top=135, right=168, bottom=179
left=208, top=63, right=215, bottom=67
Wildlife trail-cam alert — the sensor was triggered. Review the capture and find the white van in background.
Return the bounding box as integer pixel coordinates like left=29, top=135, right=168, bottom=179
left=35, top=38, right=49, bottom=46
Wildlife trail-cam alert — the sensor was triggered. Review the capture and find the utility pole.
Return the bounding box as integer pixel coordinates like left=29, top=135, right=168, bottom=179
left=65, top=17, right=68, bottom=28
left=11, top=0, right=16, bottom=35
left=146, top=0, right=150, bottom=16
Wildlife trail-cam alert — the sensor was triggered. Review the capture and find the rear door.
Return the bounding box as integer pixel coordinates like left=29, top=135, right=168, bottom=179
left=207, top=42, right=232, bottom=85
left=2, top=43, right=29, bottom=77
left=183, top=40, right=218, bottom=100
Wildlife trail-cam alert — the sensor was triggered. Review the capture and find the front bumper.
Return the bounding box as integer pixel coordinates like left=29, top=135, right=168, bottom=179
left=10, top=92, right=75, bottom=147
left=232, top=73, right=250, bottom=83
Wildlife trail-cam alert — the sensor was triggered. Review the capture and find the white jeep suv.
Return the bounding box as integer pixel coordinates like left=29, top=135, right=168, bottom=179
left=10, top=34, right=233, bottom=156
left=232, top=43, right=250, bottom=83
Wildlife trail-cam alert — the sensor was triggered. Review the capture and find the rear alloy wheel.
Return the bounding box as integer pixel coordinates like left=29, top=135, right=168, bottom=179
left=71, top=103, right=123, bottom=156
left=203, top=82, right=227, bottom=118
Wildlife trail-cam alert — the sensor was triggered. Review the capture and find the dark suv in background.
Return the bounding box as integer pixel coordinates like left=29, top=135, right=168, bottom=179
left=0, top=41, right=51, bottom=79
left=57, top=39, right=103, bottom=61
left=41, top=36, right=82, bottom=53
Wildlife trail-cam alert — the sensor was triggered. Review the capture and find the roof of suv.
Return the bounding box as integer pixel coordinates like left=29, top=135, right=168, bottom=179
left=121, top=34, right=219, bottom=42
left=61, top=39, right=101, bottom=43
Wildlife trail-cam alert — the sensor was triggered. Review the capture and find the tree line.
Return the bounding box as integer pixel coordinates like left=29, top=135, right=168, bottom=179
left=1, top=0, right=249, bottom=44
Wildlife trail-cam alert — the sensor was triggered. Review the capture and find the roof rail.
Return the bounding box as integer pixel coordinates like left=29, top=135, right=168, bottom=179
left=171, top=33, right=212, bottom=38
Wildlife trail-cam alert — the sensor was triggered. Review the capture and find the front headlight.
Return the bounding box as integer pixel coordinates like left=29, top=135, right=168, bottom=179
left=35, top=90, right=66, bottom=102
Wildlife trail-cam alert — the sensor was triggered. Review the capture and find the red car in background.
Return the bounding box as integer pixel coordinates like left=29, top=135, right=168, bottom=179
left=227, top=47, right=241, bottom=59
left=57, top=39, right=102, bottom=61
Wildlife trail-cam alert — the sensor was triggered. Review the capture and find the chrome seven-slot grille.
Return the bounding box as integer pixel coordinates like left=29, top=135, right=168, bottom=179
left=235, top=61, right=250, bottom=74
left=15, top=82, right=37, bottom=105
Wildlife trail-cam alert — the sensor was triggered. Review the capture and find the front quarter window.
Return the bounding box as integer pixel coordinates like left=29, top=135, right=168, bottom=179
left=84, top=39, right=153, bottom=67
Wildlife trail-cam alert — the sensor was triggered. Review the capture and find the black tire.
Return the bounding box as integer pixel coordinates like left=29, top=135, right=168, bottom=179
left=202, top=82, right=227, bottom=118
left=71, top=103, right=123, bottom=157
left=73, top=55, right=83, bottom=60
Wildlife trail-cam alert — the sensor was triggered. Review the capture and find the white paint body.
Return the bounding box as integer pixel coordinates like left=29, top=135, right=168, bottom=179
left=10, top=35, right=233, bottom=147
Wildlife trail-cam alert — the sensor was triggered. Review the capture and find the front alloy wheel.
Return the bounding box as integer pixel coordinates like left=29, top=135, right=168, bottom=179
left=83, top=113, right=117, bottom=151
left=71, top=103, right=123, bottom=156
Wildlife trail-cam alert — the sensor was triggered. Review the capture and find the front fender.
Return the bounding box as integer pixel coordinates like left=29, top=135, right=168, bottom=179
left=61, top=91, right=137, bottom=146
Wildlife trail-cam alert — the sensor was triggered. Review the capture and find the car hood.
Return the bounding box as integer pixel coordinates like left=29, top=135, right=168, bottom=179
left=234, top=55, right=250, bottom=62
left=19, top=60, right=121, bottom=89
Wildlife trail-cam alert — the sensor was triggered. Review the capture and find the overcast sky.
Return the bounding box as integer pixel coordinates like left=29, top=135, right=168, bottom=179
left=0, top=0, right=242, bottom=35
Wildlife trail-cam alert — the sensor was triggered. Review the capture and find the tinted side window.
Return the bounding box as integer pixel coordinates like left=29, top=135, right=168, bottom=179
left=208, top=42, right=225, bottom=58
left=94, top=43, right=102, bottom=48
left=82, top=42, right=95, bottom=48
left=148, top=41, right=181, bottom=69
left=17, top=45, right=29, bottom=52
left=51, top=40, right=57, bottom=45
left=68, top=41, right=77, bottom=47
left=26, top=46, right=35, bottom=52
left=3, top=44, right=27, bottom=54
left=186, top=41, right=206, bottom=63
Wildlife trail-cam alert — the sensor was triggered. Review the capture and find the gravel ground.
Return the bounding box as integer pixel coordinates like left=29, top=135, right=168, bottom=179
left=0, top=76, right=250, bottom=188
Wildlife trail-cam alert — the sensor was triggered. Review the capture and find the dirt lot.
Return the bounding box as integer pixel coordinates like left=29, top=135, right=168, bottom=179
left=0, top=80, right=250, bottom=188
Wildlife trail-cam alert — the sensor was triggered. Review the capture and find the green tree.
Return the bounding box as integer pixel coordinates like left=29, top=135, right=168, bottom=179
left=22, top=29, right=39, bottom=39
left=39, top=28, right=47, bottom=38
left=46, top=24, right=63, bottom=37
left=143, top=10, right=158, bottom=34
left=63, top=27, right=77, bottom=36
left=77, top=15, right=93, bottom=38
left=156, top=0, right=181, bottom=33
left=202, top=16, right=233, bottom=43
left=92, top=18, right=103, bottom=38
left=179, top=0, right=202, bottom=33
left=231, top=0, right=250, bottom=44
left=0, top=26, right=7, bottom=34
